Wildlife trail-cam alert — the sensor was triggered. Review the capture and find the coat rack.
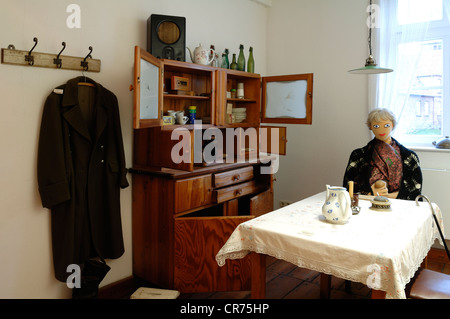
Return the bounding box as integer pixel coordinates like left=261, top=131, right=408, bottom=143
left=1, top=37, right=101, bottom=72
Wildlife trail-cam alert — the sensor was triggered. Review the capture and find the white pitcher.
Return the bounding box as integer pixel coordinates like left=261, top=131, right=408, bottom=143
left=322, top=185, right=351, bottom=224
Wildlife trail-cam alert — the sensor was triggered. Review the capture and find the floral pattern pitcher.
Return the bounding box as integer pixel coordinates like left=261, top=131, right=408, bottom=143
left=322, top=185, right=351, bottom=224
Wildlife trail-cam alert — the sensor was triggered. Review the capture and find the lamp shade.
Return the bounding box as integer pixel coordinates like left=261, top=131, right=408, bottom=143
left=348, top=65, right=394, bottom=74
left=348, top=55, right=393, bottom=74
left=348, top=0, right=394, bottom=75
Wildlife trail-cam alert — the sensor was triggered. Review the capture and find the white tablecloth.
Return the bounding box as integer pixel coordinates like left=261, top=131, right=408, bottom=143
left=216, top=192, right=445, bottom=299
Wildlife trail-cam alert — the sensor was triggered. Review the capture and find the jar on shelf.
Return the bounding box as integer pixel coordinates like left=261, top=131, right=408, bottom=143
left=188, top=106, right=196, bottom=123
left=237, top=82, right=244, bottom=99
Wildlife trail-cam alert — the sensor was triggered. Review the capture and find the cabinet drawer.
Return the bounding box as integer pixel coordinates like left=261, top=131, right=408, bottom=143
left=213, top=180, right=257, bottom=203
left=175, top=175, right=212, bottom=213
left=213, top=166, right=253, bottom=188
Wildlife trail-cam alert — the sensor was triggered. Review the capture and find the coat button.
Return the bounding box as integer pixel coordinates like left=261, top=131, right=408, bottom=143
left=101, top=160, right=104, bottom=163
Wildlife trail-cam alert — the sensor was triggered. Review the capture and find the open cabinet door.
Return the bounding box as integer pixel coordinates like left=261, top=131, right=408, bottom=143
left=250, top=188, right=274, bottom=217
left=261, top=73, right=313, bottom=125
left=174, top=216, right=253, bottom=293
left=259, top=126, right=287, bottom=155
left=133, top=46, right=163, bottom=128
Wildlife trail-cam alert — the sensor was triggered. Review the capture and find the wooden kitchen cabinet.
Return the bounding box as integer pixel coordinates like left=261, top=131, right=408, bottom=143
left=130, top=162, right=273, bottom=293
left=131, top=46, right=310, bottom=165
left=130, top=46, right=311, bottom=293
left=132, top=46, right=216, bottom=129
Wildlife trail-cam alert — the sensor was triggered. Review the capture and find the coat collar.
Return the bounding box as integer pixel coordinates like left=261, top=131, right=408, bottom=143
left=62, top=76, right=103, bottom=106
left=62, top=77, right=107, bottom=143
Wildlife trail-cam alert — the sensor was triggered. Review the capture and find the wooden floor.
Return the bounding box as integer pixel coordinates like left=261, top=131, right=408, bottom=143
left=100, top=247, right=450, bottom=299
left=178, top=256, right=371, bottom=299
left=179, top=247, right=450, bottom=299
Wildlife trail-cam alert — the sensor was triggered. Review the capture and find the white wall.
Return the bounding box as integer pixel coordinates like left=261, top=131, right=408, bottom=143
left=417, top=149, right=450, bottom=238
left=267, top=0, right=371, bottom=204
left=267, top=0, right=450, bottom=243
left=0, top=0, right=268, bottom=298
left=3, top=0, right=447, bottom=300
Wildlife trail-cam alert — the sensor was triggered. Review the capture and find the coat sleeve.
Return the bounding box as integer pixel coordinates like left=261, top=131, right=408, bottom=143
left=398, top=150, right=423, bottom=200
left=343, top=146, right=374, bottom=195
left=37, top=93, right=71, bottom=208
left=111, top=94, right=129, bottom=189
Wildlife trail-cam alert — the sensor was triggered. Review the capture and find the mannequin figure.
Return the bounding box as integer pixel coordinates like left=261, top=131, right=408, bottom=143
left=343, top=108, right=422, bottom=200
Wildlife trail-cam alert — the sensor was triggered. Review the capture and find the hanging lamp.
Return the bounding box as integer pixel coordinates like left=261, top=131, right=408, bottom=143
left=348, top=0, right=393, bottom=74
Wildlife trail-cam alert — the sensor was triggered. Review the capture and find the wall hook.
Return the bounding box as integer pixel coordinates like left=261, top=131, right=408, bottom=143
left=53, top=42, right=66, bottom=68
left=80, top=46, right=93, bottom=71
left=25, top=37, right=38, bottom=66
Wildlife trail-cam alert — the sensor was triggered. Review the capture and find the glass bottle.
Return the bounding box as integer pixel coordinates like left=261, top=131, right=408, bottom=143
left=221, top=48, right=230, bottom=69
left=214, top=53, right=219, bottom=67
left=247, top=46, right=254, bottom=73
left=230, top=53, right=238, bottom=70
left=209, top=45, right=216, bottom=66
left=237, top=44, right=245, bottom=71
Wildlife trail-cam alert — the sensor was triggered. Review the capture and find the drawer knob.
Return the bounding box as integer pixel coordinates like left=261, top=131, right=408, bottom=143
left=234, top=189, right=242, bottom=196
left=232, top=174, right=241, bottom=181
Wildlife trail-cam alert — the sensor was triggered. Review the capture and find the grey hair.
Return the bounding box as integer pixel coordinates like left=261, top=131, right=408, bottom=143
left=366, top=108, right=397, bottom=129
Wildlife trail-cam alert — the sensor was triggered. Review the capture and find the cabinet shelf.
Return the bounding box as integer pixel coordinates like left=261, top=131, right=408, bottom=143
left=226, top=98, right=257, bottom=103
left=164, top=94, right=210, bottom=100
left=161, top=123, right=214, bottom=130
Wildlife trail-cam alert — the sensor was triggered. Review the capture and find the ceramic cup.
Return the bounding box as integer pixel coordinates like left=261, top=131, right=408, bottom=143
left=176, top=112, right=189, bottom=124
left=167, top=110, right=177, bottom=121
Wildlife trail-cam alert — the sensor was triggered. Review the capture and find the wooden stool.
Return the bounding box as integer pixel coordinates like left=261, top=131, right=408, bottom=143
left=409, top=269, right=450, bottom=299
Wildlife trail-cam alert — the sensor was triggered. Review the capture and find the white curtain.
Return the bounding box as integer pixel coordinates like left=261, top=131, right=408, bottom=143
left=372, top=0, right=430, bottom=139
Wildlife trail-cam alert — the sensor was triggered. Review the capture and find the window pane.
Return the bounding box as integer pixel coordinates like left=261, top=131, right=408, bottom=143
left=397, top=40, right=443, bottom=137
left=398, top=0, right=443, bottom=25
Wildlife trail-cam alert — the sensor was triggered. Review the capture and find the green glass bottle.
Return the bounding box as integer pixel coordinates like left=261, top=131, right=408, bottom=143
left=221, top=48, right=230, bottom=69
left=230, top=53, right=238, bottom=70
left=237, top=44, right=245, bottom=71
left=247, top=46, right=254, bottom=73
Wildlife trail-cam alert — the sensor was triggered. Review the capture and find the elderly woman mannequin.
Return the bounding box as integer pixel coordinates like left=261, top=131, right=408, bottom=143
left=343, top=108, right=422, bottom=200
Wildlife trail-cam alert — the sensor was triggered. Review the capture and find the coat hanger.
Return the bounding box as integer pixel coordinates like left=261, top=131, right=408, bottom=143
left=78, top=78, right=95, bottom=88
left=78, top=46, right=95, bottom=88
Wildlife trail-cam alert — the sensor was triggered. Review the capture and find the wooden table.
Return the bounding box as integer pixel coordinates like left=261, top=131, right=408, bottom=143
left=216, top=192, right=444, bottom=299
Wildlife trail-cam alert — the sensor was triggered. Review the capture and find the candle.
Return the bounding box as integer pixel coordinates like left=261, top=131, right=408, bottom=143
left=348, top=181, right=354, bottom=198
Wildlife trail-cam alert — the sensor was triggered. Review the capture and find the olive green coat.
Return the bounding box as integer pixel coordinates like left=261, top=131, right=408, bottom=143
left=38, top=77, right=128, bottom=282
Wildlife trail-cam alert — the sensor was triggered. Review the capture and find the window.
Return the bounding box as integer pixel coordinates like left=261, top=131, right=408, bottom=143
left=378, top=0, right=450, bottom=146
left=398, top=0, right=442, bottom=25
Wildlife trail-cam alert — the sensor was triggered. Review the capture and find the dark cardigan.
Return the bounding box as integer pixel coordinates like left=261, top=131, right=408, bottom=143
left=343, top=138, right=422, bottom=200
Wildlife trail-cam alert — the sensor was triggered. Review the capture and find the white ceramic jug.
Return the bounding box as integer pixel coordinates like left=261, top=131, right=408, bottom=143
left=322, top=185, right=351, bottom=224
